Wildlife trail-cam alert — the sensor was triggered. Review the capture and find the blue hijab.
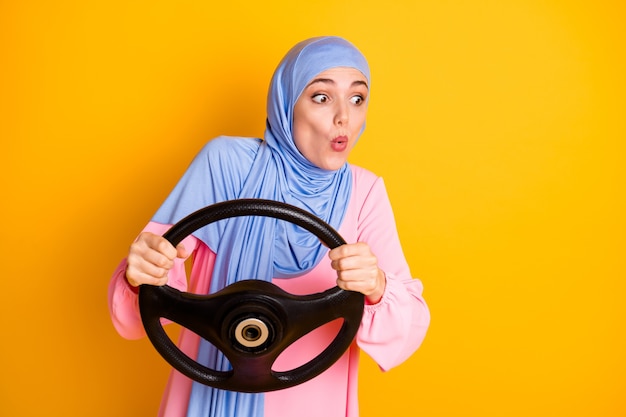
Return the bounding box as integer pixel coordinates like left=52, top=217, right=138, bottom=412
left=152, top=36, right=370, bottom=417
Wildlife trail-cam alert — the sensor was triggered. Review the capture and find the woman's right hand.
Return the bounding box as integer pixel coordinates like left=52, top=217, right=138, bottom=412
left=125, top=232, right=189, bottom=287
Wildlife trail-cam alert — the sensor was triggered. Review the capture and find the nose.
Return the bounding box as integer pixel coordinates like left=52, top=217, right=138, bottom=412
left=334, top=102, right=348, bottom=127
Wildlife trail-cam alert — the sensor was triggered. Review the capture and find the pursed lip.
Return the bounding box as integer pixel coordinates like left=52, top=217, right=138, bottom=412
left=332, top=135, right=348, bottom=143
left=330, top=135, right=349, bottom=152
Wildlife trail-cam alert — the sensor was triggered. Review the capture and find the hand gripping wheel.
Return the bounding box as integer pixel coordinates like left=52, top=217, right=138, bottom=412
left=138, top=199, right=365, bottom=393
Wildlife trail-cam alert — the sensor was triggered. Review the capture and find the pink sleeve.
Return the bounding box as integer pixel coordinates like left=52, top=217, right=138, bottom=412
left=107, top=222, right=200, bottom=340
left=355, top=177, right=431, bottom=371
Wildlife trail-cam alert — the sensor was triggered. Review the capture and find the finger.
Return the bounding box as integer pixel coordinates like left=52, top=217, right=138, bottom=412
left=127, top=252, right=171, bottom=279
left=336, top=274, right=374, bottom=293
left=336, top=268, right=384, bottom=298
left=331, top=252, right=378, bottom=273
left=175, top=243, right=188, bottom=259
left=135, top=245, right=176, bottom=270
left=328, top=242, right=371, bottom=260
left=129, top=273, right=169, bottom=287
left=126, top=269, right=170, bottom=287
left=150, top=236, right=178, bottom=260
left=328, top=245, right=351, bottom=261
left=336, top=265, right=379, bottom=284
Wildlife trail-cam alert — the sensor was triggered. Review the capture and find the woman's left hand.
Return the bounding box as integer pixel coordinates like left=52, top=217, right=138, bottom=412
left=329, top=242, right=386, bottom=304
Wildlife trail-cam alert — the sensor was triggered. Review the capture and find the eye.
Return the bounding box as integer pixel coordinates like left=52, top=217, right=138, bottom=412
left=350, top=95, right=364, bottom=105
left=312, top=94, right=329, bottom=104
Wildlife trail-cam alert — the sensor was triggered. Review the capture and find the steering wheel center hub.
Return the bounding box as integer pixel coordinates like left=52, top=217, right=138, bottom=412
left=234, top=318, right=270, bottom=349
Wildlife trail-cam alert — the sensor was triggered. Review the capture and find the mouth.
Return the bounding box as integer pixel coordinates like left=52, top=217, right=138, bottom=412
left=331, top=135, right=348, bottom=152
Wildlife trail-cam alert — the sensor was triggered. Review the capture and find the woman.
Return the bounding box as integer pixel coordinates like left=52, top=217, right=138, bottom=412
left=108, top=36, right=430, bottom=417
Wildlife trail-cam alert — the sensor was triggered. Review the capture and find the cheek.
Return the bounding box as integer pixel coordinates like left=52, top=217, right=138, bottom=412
left=292, top=117, right=317, bottom=159
left=293, top=112, right=323, bottom=142
left=352, top=113, right=367, bottom=136
left=292, top=117, right=307, bottom=147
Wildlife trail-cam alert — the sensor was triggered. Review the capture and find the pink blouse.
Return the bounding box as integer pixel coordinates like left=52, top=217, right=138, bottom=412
left=108, top=165, right=430, bottom=417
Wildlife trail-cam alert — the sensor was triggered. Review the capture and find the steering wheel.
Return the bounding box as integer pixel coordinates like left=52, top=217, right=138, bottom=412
left=138, top=199, right=365, bottom=393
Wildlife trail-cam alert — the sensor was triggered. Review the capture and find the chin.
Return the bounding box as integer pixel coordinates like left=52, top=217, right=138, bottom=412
left=320, top=160, right=347, bottom=171
left=307, top=152, right=349, bottom=171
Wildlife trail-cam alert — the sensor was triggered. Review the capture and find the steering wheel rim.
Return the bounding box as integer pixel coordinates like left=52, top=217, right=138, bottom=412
left=138, top=199, right=365, bottom=393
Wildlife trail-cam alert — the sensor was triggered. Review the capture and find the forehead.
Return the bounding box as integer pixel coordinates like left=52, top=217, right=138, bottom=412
left=305, top=67, right=369, bottom=87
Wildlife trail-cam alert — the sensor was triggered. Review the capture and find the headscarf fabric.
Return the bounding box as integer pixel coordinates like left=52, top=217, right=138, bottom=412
left=152, top=36, right=370, bottom=417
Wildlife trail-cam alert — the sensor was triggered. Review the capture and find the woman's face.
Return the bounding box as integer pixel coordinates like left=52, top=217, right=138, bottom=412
left=292, top=67, right=369, bottom=171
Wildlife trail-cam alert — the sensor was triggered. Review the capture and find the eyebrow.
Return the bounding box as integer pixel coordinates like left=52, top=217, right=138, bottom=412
left=306, top=78, right=369, bottom=89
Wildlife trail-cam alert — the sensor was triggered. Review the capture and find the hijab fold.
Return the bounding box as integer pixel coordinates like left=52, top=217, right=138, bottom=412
left=152, top=36, right=370, bottom=417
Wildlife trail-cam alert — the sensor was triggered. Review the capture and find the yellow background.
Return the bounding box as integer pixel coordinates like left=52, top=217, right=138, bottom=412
left=1, top=1, right=624, bottom=416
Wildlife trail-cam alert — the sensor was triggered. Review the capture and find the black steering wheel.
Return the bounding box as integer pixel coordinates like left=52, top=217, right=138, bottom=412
left=138, top=199, right=365, bottom=393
